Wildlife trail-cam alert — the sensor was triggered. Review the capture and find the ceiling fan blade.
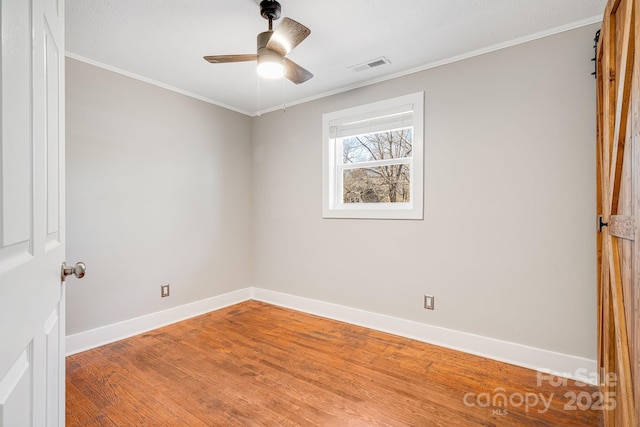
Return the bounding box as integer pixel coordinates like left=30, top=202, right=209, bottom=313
left=266, top=17, right=310, bottom=56
left=203, top=54, right=257, bottom=63
left=284, top=58, right=313, bottom=84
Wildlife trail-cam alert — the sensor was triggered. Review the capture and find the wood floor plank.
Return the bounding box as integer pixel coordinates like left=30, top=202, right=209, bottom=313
left=66, top=301, right=602, bottom=426
left=65, top=381, right=118, bottom=427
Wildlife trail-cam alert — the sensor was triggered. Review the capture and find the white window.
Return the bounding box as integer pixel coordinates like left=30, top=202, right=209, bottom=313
left=322, top=92, right=424, bottom=219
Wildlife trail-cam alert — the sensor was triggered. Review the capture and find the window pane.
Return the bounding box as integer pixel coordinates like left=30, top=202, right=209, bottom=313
left=343, top=164, right=411, bottom=203
left=342, top=128, right=412, bottom=164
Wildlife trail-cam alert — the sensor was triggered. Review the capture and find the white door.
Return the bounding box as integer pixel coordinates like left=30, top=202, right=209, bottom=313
left=0, top=0, right=69, bottom=426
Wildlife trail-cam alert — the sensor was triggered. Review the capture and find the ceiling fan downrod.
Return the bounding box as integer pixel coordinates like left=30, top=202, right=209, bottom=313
left=260, top=0, right=281, bottom=30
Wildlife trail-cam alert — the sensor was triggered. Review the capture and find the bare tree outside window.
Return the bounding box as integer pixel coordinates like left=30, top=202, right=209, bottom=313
left=323, top=91, right=423, bottom=219
left=341, top=128, right=412, bottom=203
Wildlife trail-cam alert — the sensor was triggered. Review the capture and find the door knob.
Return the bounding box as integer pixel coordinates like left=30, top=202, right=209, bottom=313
left=61, top=262, right=86, bottom=280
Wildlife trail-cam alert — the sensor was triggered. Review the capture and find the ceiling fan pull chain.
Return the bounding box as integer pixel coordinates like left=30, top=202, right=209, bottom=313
left=282, top=73, right=286, bottom=113
left=258, top=77, right=262, bottom=116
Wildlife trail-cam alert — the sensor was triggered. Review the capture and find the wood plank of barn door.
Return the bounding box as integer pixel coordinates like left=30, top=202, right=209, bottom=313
left=632, top=0, right=640, bottom=422
left=608, top=215, right=636, bottom=239
left=609, top=7, right=637, bottom=422
left=596, top=10, right=615, bottom=426
left=596, top=36, right=605, bottom=391
left=607, top=239, right=635, bottom=427
left=597, top=6, right=616, bottom=425
left=608, top=0, right=634, bottom=215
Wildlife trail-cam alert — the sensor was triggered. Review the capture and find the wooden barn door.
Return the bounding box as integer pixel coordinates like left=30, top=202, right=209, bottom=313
left=596, top=0, right=639, bottom=425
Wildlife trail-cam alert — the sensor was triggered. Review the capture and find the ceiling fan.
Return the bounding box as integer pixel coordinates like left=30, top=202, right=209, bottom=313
left=203, top=0, right=313, bottom=84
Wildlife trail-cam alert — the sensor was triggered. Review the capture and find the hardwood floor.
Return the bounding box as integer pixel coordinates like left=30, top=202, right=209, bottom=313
left=66, top=301, right=602, bottom=426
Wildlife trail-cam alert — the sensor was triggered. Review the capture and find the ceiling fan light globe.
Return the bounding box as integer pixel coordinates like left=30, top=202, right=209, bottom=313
left=257, top=61, right=285, bottom=79
left=257, top=50, right=285, bottom=79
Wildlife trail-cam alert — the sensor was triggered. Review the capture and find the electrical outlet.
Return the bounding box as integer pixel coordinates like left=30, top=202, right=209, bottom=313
left=161, top=284, right=170, bottom=298
left=424, top=295, right=435, bottom=310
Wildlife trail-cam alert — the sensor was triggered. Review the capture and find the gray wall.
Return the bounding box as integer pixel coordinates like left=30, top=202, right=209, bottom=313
left=66, top=23, right=597, bottom=360
left=252, top=23, right=598, bottom=358
left=65, top=58, right=253, bottom=334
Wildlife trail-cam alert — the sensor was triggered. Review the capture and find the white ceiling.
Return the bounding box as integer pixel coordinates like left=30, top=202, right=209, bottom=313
left=66, top=0, right=606, bottom=116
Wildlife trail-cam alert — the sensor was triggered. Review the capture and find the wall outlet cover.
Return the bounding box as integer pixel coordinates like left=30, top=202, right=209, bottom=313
left=161, top=285, right=170, bottom=298
left=424, top=295, right=434, bottom=310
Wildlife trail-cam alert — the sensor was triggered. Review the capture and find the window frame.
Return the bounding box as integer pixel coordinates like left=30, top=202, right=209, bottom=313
left=322, top=92, right=424, bottom=220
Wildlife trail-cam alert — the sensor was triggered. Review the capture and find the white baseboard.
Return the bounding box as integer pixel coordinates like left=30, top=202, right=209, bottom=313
left=65, top=286, right=597, bottom=385
left=251, top=288, right=597, bottom=385
left=65, top=288, right=252, bottom=355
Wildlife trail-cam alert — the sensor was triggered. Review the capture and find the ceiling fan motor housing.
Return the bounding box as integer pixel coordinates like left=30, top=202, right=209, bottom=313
left=257, top=31, right=273, bottom=51
left=260, top=0, right=281, bottom=21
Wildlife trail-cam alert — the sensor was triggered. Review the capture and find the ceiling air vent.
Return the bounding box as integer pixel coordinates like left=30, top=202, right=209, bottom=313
left=350, top=57, right=391, bottom=73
